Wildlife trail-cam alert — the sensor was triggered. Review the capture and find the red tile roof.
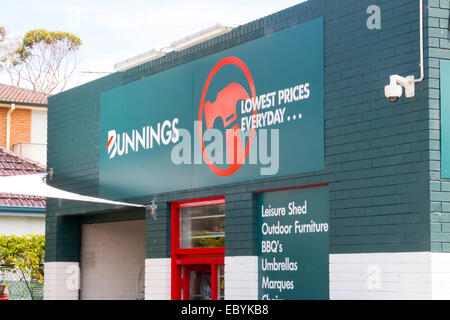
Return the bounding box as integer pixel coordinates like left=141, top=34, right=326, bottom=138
left=0, top=83, right=49, bottom=105
left=0, top=148, right=46, bottom=209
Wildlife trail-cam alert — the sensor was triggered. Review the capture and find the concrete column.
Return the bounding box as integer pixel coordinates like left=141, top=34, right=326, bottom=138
left=43, top=262, right=80, bottom=300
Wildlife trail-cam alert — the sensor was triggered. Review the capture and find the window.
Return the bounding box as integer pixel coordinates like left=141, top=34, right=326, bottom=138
left=180, top=204, right=225, bottom=248
left=171, top=196, right=225, bottom=300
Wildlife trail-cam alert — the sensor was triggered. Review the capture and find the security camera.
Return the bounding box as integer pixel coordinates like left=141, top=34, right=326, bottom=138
left=384, top=75, right=415, bottom=102
left=384, top=83, right=402, bottom=103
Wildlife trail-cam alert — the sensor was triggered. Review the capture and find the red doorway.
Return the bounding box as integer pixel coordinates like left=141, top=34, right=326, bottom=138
left=179, top=263, right=225, bottom=300
left=171, top=196, right=225, bottom=300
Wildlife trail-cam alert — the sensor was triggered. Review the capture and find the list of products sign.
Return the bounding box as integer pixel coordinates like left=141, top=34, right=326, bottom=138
left=258, top=186, right=329, bottom=300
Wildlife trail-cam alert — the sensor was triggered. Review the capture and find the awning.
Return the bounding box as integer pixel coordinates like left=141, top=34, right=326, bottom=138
left=0, top=174, right=146, bottom=208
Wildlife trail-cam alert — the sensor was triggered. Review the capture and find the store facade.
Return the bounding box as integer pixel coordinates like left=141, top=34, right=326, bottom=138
left=44, top=0, right=450, bottom=300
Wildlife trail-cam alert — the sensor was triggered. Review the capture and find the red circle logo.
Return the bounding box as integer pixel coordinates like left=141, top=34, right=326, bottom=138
left=198, top=57, right=257, bottom=177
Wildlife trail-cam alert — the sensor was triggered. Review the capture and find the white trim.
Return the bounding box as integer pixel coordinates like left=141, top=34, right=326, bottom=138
left=44, top=252, right=450, bottom=300
left=329, top=252, right=450, bottom=300
left=43, top=262, right=80, bottom=300
left=225, top=256, right=258, bottom=300
left=6, top=103, right=15, bottom=150
left=145, top=258, right=171, bottom=300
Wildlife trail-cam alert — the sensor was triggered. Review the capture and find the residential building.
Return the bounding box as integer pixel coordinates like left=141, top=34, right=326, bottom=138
left=0, top=83, right=48, bottom=166
left=0, top=147, right=46, bottom=235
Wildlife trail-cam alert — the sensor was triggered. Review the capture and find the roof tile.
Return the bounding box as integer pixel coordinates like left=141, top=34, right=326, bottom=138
left=0, top=83, right=49, bottom=105
left=0, top=148, right=46, bottom=209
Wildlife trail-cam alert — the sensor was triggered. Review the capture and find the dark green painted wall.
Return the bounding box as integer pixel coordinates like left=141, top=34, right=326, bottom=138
left=46, top=0, right=436, bottom=262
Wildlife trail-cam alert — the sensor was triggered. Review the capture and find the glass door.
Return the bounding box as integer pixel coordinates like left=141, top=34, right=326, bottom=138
left=180, top=264, right=224, bottom=300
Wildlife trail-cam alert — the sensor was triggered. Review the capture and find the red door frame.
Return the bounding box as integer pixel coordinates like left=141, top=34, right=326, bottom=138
left=170, top=196, right=225, bottom=300
left=181, top=264, right=218, bottom=300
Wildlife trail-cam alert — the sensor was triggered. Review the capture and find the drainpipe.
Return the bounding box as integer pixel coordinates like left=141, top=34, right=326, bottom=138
left=6, top=103, right=15, bottom=150
left=414, top=0, right=424, bottom=83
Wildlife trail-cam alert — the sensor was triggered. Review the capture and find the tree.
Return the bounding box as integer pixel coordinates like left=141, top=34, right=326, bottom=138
left=0, top=28, right=82, bottom=94
left=0, top=234, right=45, bottom=299
left=0, top=26, right=6, bottom=43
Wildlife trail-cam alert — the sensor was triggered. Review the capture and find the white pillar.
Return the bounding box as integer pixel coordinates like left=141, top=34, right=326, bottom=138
left=43, top=262, right=80, bottom=300
left=145, top=258, right=171, bottom=300
left=224, top=256, right=258, bottom=300
left=329, top=252, right=450, bottom=300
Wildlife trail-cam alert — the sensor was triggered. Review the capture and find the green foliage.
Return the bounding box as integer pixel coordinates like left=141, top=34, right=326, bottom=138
left=192, top=234, right=225, bottom=248
left=14, top=29, right=82, bottom=64
left=0, top=234, right=45, bottom=285
left=0, top=27, right=82, bottom=93
left=0, top=26, right=5, bottom=42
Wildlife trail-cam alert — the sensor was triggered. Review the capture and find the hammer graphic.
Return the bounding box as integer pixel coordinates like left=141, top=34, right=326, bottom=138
left=203, top=82, right=249, bottom=165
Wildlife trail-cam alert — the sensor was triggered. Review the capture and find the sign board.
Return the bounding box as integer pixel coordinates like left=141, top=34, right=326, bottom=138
left=258, top=185, right=329, bottom=300
left=100, top=18, right=324, bottom=199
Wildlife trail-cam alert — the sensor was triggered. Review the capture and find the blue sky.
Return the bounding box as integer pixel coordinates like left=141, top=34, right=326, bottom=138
left=0, top=0, right=305, bottom=88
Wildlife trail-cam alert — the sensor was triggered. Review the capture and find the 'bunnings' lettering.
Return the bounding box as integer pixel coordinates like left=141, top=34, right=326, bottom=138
left=107, top=118, right=180, bottom=158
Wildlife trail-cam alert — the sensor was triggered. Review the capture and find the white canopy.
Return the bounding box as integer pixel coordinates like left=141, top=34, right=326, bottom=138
left=0, top=174, right=146, bottom=208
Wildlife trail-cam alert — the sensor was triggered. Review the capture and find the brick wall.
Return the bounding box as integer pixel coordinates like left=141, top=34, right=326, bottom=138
left=0, top=106, right=31, bottom=149
left=330, top=252, right=450, bottom=299
left=144, top=258, right=171, bottom=300
left=47, top=0, right=435, bottom=263
left=10, top=109, right=31, bottom=148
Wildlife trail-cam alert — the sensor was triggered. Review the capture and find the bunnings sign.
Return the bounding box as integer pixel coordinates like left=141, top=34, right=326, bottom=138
left=100, top=17, right=324, bottom=198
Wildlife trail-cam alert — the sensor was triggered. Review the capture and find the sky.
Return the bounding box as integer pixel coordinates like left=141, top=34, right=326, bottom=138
left=0, top=0, right=305, bottom=89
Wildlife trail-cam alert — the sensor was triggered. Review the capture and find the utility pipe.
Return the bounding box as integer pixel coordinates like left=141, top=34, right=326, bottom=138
left=6, top=103, right=15, bottom=150
left=415, top=0, right=424, bottom=83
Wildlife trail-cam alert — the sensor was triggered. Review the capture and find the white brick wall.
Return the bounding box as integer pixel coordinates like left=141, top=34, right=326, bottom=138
left=224, top=256, right=258, bottom=300
left=46, top=250, right=450, bottom=300
left=80, top=220, right=145, bottom=300
left=329, top=252, right=450, bottom=300
left=155, top=252, right=450, bottom=300
left=44, top=262, right=80, bottom=300
left=430, top=253, right=450, bottom=299
left=145, top=256, right=258, bottom=300
left=145, top=258, right=171, bottom=300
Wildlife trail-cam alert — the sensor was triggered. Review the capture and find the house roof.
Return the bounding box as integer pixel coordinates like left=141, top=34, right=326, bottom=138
left=0, top=83, right=49, bottom=106
left=0, top=148, right=46, bottom=208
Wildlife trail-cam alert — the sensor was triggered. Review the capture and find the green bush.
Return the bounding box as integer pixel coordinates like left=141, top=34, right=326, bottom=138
left=0, top=234, right=45, bottom=285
